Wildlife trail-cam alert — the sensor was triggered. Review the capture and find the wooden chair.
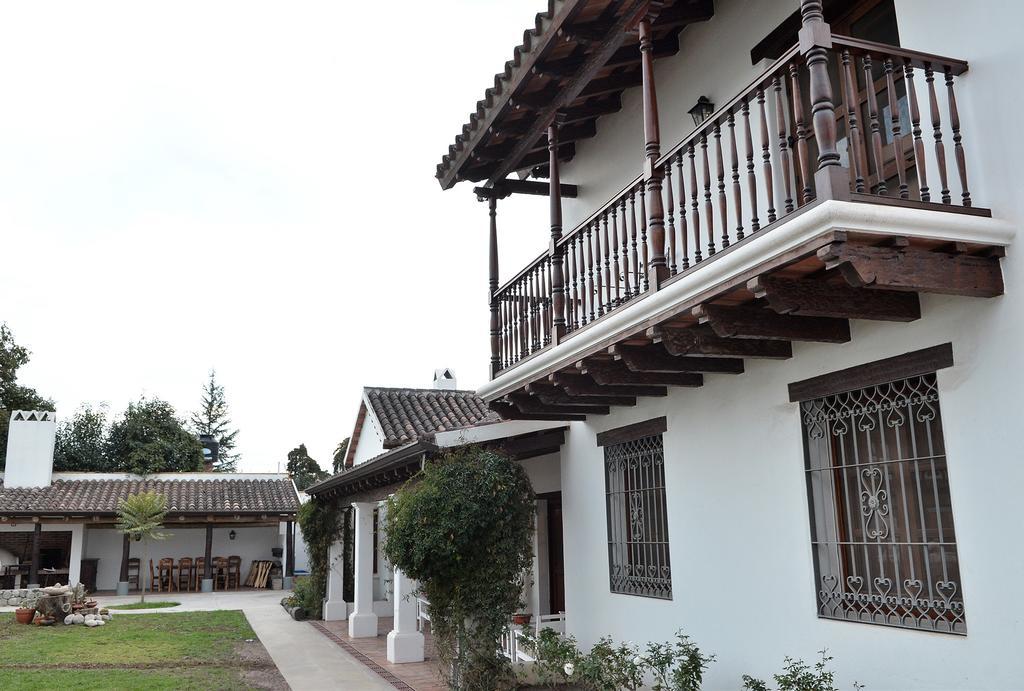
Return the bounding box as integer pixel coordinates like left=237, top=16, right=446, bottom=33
left=149, top=559, right=158, bottom=592
left=127, top=558, right=140, bottom=591
left=194, top=557, right=206, bottom=590
left=158, top=558, right=175, bottom=592
left=227, top=556, right=242, bottom=590
left=177, top=557, right=194, bottom=592
left=212, top=557, right=229, bottom=591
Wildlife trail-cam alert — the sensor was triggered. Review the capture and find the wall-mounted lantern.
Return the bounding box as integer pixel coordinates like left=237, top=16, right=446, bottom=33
left=688, top=96, right=715, bottom=126
left=229, top=530, right=237, bottom=541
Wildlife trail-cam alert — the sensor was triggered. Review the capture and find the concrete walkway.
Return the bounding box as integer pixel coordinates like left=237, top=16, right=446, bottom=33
left=4, top=590, right=394, bottom=690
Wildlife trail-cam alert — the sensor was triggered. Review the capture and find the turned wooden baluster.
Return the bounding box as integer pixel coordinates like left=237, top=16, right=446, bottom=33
left=862, top=54, right=887, bottom=195
left=714, top=122, right=728, bottom=248
left=701, top=133, right=715, bottom=256
left=498, top=294, right=506, bottom=369
left=526, top=269, right=536, bottom=354
left=629, top=189, right=640, bottom=296
left=801, top=0, right=843, bottom=188
left=728, top=111, right=744, bottom=241
left=598, top=215, right=608, bottom=316
left=758, top=87, right=777, bottom=223
left=676, top=152, right=689, bottom=269
left=841, top=49, right=866, bottom=193
left=664, top=161, right=677, bottom=274
left=774, top=75, right=795, bottom=214
left=925, top=64, right=950, bottom=205
left=589, top=225, right=598, bottom=325
left=945, top=67, right=970, bottom=206
left=619, top=197, right=630, bottom=300
left=789, top=63, right=813, bottom=205
left=510, top=285, right=519, bottom=364
left=639, top=181, right=650, bottom=291
left=566, top=237, right=577, bottom=330
left=884, top=59, right=908, bottom=199
left=903, top=60, right=929, bottom=202
left=544, top=257, right=552, bottom=345
left=689, top=143, right=702, bottom=263
left=536, top=264, right=544, bottom=352
left=742, top=99, right=760, bottom=232
left=610, top=204, right=621, bottom=305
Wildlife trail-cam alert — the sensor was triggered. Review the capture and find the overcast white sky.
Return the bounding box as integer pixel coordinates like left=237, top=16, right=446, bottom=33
left=1, top=1, right=552, bottom=473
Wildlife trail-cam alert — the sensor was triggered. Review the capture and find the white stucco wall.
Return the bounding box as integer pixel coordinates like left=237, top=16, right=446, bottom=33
left=84, top=525, right=284, bottom=591
left=520, top=452, right=561, bottom=495
left=351, top=407, right=386, bottom=466
left=543, top=0, right=1024, bottom=689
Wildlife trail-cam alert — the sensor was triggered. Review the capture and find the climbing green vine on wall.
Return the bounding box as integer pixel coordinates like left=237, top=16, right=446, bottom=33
left=296, top=496, right=346, bottom=618
left=384, top=447, right=536, bottom=691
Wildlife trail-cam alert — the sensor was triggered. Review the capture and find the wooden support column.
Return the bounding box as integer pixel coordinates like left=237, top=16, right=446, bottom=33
left=640, top=12, right=668, bottom=286
left=285, top=520, right=295, bottom=577
left=488, top=195, right=501, bottom=377
left=28, top=522, right=41, bottom=587
left=202, top=523, right=213, bottom=591
left=120, top=533, right=131, bottom=582
left=799, top=0, right=848, bottom=199
left=549, top=117, right=567, bottom=341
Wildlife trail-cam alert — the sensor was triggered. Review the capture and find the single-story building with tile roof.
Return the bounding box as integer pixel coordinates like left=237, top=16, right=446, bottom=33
left=0, top=411, right=301, bottom=595
left=305, top=370, right=567, bottom=665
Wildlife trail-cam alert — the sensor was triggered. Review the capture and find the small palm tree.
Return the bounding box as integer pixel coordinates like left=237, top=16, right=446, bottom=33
left=116, top=491, right=168, bottom=603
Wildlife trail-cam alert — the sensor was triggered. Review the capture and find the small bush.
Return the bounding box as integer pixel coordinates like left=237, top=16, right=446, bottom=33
left=742, top=650, right=862, bottom=691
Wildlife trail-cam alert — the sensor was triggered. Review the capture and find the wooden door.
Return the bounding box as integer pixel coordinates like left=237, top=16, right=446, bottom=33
left=546, top=495, right=565, bottom=614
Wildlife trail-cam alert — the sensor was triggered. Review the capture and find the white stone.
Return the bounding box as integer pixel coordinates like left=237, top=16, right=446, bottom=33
left=64, top=614, right=75, bottom=625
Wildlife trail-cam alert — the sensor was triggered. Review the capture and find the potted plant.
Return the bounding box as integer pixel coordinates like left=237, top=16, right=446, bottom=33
left=15, top=596, right=37, bottom=625
left=512, top=612, right=533, bottom=626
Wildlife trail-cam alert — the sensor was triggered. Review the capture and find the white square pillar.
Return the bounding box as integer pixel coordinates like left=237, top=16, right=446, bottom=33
left=67, top=524, right=84, bottom=588
left=323, top=537, right=348, bottom=621
left=387, top=566, right=425, bottom=663
left=349, top=502, right=378, bottom=638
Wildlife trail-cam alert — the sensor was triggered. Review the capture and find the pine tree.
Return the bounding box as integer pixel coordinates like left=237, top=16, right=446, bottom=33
left=189, top=369, right=240, bottom=471
left=332, top=437, right=350, bottom=475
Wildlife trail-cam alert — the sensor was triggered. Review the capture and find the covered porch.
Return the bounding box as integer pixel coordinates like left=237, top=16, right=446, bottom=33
left=307, top=419, right=569, bottom=668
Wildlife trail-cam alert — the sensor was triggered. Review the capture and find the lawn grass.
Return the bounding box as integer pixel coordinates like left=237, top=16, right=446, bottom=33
left=0, top=666, right=247, bottom=690
left=107, top=601, right=180, bottom=610
left=0, top=610, right=255, bottom=666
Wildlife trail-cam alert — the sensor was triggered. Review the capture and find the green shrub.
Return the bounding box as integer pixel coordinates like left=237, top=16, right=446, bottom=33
left=384, top=447, right=535, bottom=691
left=742, top=650, right=863, bottom=691
left=296, top=498, right=343, bottom=619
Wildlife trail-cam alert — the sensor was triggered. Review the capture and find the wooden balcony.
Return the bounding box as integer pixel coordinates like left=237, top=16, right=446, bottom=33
left=480, top=30, right=1010, bottom=418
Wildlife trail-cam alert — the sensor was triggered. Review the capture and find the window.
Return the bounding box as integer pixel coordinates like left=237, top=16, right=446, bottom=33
left=599, top=418, right=672, bottom=599
left=800, top=371, right=966, bottom=634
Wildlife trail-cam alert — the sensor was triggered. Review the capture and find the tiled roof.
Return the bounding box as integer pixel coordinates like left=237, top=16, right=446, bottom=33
left=0, top=478, right=300, bottom=515
left=364, top=387, right=500, bottom=449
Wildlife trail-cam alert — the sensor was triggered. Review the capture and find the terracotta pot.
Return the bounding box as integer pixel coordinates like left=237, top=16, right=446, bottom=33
left=15, top=608, right=36, bottom=625
left=512, top=613, right=532, bottom=626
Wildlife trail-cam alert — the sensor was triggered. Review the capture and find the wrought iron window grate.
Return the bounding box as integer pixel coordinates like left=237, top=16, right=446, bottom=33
left=604, top=433, right=672, bottom=599
left=801, top=373, right=966, bottom=634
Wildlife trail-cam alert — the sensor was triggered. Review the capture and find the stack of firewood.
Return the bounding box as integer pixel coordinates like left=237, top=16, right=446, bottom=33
left=245, top=560, right=275, bottom=588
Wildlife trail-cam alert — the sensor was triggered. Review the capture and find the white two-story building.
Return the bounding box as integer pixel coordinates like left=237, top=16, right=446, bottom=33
left=431, top=0, right=1021, bottom=688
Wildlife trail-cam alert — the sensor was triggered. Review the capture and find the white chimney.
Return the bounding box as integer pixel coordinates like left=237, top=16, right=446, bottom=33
left=433, top=368, right=457, bottom=391
left=4, top=411, right=57, bottom=488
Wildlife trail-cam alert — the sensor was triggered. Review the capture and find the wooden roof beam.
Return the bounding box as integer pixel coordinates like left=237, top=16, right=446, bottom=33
left=748, top=275, right=922, bottom=321
left=693, top=304, right=852, bottom=343
left=508, top=392, right=609, bottom=417
left=525, top=382, right=636, bottom=407
left=475, top=179, right=579, bottom=199
left=577, top=358, right=704, bottom=387
left=487, top=0, right=650, bottom=184
left=609, top=344, right=745, bottom=374
left=649, top=325, right=794, bottom=359
left=549, top=371, right=668, bottom=398
left=653, top=0, right=715, bottom=29
left=490, top=401, right=587, bottom=422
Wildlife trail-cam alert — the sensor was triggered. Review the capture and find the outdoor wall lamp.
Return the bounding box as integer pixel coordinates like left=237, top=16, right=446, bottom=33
left=134, top=534, right=141, bottom=542
left=229, top=530, right=237, bottom=541
left=688, top=96, right=715, bottom=126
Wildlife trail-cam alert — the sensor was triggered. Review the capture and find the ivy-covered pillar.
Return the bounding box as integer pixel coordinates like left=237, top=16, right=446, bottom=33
left=376, top=499, right=392, bottom=604
left=348, top=501, right=378, bottom=638
left=323, top=536, right=348, bottom=621
left=386, top=566, right=425, bottom=663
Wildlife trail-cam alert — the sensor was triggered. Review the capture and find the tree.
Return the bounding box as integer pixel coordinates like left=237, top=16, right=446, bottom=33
left=107, top=397, right=204, bottom=474
left=287, top=443, right=328, bottom=491
left=332, top=437, right=350, bottom=475
left=0, top=323, right=54, bottom=468
left=116, top=491, right=168, bottom=603
left=54, top=404, right=111, bottom=471
left=189, top=369, right=240, bottom=472
left=384, top=448, right=536, bottom=690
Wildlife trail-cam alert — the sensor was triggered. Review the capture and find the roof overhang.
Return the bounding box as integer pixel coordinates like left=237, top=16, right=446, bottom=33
left=436, top=0, right=715, bottom=189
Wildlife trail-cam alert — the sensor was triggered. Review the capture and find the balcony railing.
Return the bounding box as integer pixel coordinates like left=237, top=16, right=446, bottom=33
left=491, top=34, right=977, bottom=375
